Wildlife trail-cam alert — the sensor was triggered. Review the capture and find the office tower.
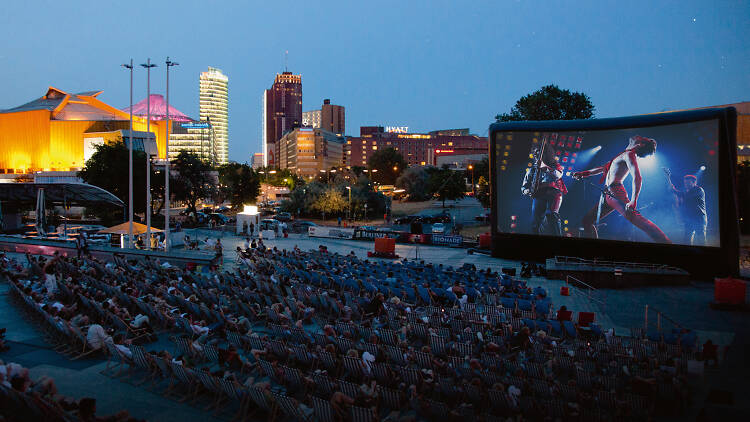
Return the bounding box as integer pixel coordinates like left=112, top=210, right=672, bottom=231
left=200, top=67, right=228, bottom=164
left=277, top=127, right=345, bottom=177
left=262, top=71, right=302, bottom=167
left=303, top=99, right=345, bottom=134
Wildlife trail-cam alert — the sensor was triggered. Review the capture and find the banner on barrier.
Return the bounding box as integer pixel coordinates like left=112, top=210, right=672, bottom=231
left=354, top=230, right=399, bottom=240
left=308, top=226, right=355, bottom=239
left=431, top=234, right=463, bottom=246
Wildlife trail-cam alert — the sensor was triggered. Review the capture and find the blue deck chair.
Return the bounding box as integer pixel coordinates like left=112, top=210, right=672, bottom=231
left=562, top=321, right=577, bottom=339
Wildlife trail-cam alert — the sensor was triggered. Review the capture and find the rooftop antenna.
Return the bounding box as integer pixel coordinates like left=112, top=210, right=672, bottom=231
left=285, top=50, right=288, bottom=72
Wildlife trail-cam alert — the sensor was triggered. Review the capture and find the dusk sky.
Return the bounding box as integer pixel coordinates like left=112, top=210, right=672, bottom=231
left=1, top=0, right=748, bottom=162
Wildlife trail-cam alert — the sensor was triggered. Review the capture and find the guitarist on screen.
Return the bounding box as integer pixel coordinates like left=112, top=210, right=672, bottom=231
left=572, top=135, right=671, bottom=243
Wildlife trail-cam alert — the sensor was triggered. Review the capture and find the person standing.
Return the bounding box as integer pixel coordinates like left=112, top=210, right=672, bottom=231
left=664, top=169, right=707, bottom=245
left=521, top=143, right=567, bottom=236
left=249, top=222, right=255, bottom=238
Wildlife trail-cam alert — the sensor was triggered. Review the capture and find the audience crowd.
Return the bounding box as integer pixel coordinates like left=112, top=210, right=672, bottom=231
left=0, top=245, right=708, bottom=421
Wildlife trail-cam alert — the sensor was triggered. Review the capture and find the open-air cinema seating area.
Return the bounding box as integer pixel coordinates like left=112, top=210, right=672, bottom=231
left=0, top=245, right=707, bottom=422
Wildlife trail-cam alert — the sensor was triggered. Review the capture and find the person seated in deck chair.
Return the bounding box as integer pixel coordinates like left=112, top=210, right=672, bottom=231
left=86, top=323, right=112, bottom=352
left=112, top=333, right=132, bottom=359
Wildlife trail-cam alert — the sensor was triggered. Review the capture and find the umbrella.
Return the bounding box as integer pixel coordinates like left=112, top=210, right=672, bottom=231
left=99, top=222, right=163, bottom=235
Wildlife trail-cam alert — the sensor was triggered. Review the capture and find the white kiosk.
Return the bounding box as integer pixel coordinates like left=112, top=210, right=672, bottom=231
left=236, top=205, right=260, bottom=236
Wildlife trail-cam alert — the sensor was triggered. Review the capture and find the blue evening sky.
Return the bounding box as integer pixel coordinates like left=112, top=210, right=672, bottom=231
left=1, top=0, right=748, bottom=162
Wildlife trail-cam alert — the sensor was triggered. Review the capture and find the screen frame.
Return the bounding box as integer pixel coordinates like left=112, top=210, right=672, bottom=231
left=488, top=107, right=739, bottom=279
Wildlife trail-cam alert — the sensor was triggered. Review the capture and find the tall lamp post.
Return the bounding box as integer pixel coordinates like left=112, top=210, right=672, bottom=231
left=141, top=58, right=157, bottom=249
left=164, top=57, right=179, bottom=251
left=468, top=164, right=475, bottom=196
left=122, top=59, right=134, bottom=248
left=345, top=186, right=352, bottom=221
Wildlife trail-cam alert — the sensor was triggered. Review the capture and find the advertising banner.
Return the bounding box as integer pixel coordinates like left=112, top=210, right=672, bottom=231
left=309, top=226, right=355, bottom=239
left=431, top=234, right=463, bottom=247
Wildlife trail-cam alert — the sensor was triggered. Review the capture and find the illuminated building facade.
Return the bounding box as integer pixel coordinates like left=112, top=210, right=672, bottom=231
left=263, top=72, right=302, bottom=167
left=277, top=127, right=345, bottom=177
left=0, top=87, right=166, bottom=174
left=344, top=126, right=488, bottom=167
left=251, top=152, right=264, bottom=169
left=122, top=94, right=214, bottom=162
left=200, top=67, right=229, bottom=164
left=303, top=99, right=345, bottom=135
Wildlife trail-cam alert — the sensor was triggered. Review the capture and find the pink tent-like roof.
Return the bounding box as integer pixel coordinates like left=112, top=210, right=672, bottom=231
left=122, top=94, right=194, bottom=122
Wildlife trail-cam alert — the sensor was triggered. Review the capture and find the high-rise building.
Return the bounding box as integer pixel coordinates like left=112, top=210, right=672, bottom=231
left=302, top=109, right=321, bottom=128
left=277, top=127, right=345, bottom=177
left=263, top=72, right=302, bottom=167
left=303, top=99, right=345, bottom=134
left=321, top=99, right=345, bottom=135
left=251, top=152, right=264, bottom=169
left=200, top=67, right=228, bottom=164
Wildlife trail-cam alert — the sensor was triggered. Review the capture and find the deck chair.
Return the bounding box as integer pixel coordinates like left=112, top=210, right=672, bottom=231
left=311, top=395, right=335, bottom=422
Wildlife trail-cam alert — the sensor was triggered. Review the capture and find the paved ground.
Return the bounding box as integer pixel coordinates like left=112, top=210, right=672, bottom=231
left=2, top=230, right=749, bottom=420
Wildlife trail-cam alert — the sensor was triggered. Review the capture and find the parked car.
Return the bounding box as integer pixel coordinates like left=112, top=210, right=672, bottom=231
left=194, top=212, right=208, bottom=224
left=433, top=213, right=451, bottom=223
left=209, top=213, right=229, bottom=225
left=273, top=212, right=293, bottom=222
left=475, top=212, right=490, bottom=222
left=260, top=219, right=280, bottom=231
left=431, top=223, right=446, bottom=234
left=291, top=221, right=316, bottom=233
left=216, top=206, right=231, bottom=213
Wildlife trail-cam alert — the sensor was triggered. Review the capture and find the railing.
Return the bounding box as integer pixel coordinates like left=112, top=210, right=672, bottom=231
left=565, top=275, right=607, bottom=311
left=644, top=304, right=686, bottom=333
left=553, top=255, right=688, bottom=275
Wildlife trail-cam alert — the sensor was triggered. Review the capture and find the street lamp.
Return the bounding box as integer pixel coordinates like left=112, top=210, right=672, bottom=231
left=345, top=186, right=352, bottom=221
left=164, top=57, right=178, bottom=251
left=121, top=59, right=134, bottom=248
left=141, top=58, right=157, bottom=249
left=468, top=164, right=475, bottom=196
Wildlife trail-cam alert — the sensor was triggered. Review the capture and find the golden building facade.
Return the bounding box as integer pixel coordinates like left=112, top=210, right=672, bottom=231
left=0, top=87, right=168, bottom=174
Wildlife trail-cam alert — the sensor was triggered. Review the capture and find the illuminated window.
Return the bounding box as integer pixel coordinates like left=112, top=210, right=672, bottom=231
left=420, top=161, right=426, bottom=165
left=372, top=146, right=378, bottom=150
left=448, top=142, right=453, bottom=146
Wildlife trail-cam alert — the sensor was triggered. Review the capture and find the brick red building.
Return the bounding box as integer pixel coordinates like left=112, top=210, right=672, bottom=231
left=345, top=126, right=488, bottom=167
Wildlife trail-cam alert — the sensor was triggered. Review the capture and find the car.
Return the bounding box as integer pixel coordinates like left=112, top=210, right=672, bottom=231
left=194, top=212, right=208, bottom=224
left=209, top=213, right=229, bottom=225
left=475, top=212, right=490, bottom=222
left=431, top=222, right=446, bottom=234
left=216, top=206, right=231, bottom=213
left=291, top=221, right=316, bottom=233
left=260, top=219, right=280, bottom=231
left=433, top=213, right=452, bottom=223
left=273, top=212, right=292, bottom=222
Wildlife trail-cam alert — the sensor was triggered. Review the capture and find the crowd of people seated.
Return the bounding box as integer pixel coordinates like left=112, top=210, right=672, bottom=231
left=0, top=246, right=710, bottom=422
left=0, top=351, right=142, bottom=421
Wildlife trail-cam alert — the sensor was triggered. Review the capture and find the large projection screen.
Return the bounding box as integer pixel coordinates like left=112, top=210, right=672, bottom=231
left=489, top=108, right=739, bottom=278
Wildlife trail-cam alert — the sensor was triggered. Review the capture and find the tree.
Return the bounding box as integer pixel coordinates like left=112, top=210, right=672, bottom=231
left=496, top=84, right=595, bottom=122
left=311, top=188, right=349, bottom=219
left=218, top=163, right=261, bottom=209
left=476, top=176, right=491, bottom=209
left=78, top=141, right=156, bottom=224
left=170, top=151, right=215, bottom=213
left=396, top=166, right=430, bottom=201
left=367, top=148, right=406, bottom=185
left=426, top=166, right=466, bottom=208
left=281, top=181, right=326, bottom=216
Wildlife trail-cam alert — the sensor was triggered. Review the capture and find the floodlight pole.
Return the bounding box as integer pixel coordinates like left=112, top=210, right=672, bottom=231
left=122, top=59, right=134, bottom=248
left=141, top=58, right=157, bottom=249
left=165, top=57, right=179, bottom=251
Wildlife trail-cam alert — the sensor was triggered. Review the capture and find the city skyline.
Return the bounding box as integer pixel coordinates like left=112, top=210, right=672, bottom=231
left=0, top=1, right=748, bottom=163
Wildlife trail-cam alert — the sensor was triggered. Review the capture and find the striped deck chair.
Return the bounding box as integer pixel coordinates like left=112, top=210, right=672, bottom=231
left=360, top=342, right=379, bottom=358
left=196, top=370, right=225, bottom=411
left=312, top=395, right=335, bottom=422
left=335, top=337, right=354, bottom=354
left=350, top=405, right=376, bottom=422
left=575, top=370, right=592, bottom=391
left=312, top=371, right=336, bottom=397
left=168, top=361, right=200, bottom=402
left=414, top=351, right=433, bottom=369
left=202, top=343, right=220, bottom=363
left=152, top=356, right=177, bottom=397
left=291, top=345, right=316, bottom=368
left=273, top=392, right=312, bottom=421
left=371, top=362, right=391, bottom=384
left=464, top=382, right=483, bottom=404
left=227, top=330, right=248, bottom=351
left=257, top=359, right=277, bottom=381
left=412, top=322, right=429, bottom=339
left=453, top=342, right=473, bottom=358
left=103, top=342, right=135, bottom=379
left=246, top=386, right=277, bottom=420
left=377, top=386, right=403, bottom=411
left=343, top=356, right=365, bottom=380
left=429, top=335, right=446, bottom=355
left=281, top=365, right=305, bottom=391
left=487, top=388, right=511, bottom=411
left=526, top=361, right=544, bottom=379
left=318, top=350, right=339, bottom=374
left=248, top=336, right=266, bottom=351
left=219, top=378, right=250, bottom=422
left=338, top=379, right=360, bottom=400
left=385, top=345, right=406, bottom=366
left=596, top=390, right=616, bottom=410
left=129, top=345, right=158, bottom=387
left=399, top=367, right=422, bottom=386
left=531, top=378, right=550, bottom=398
